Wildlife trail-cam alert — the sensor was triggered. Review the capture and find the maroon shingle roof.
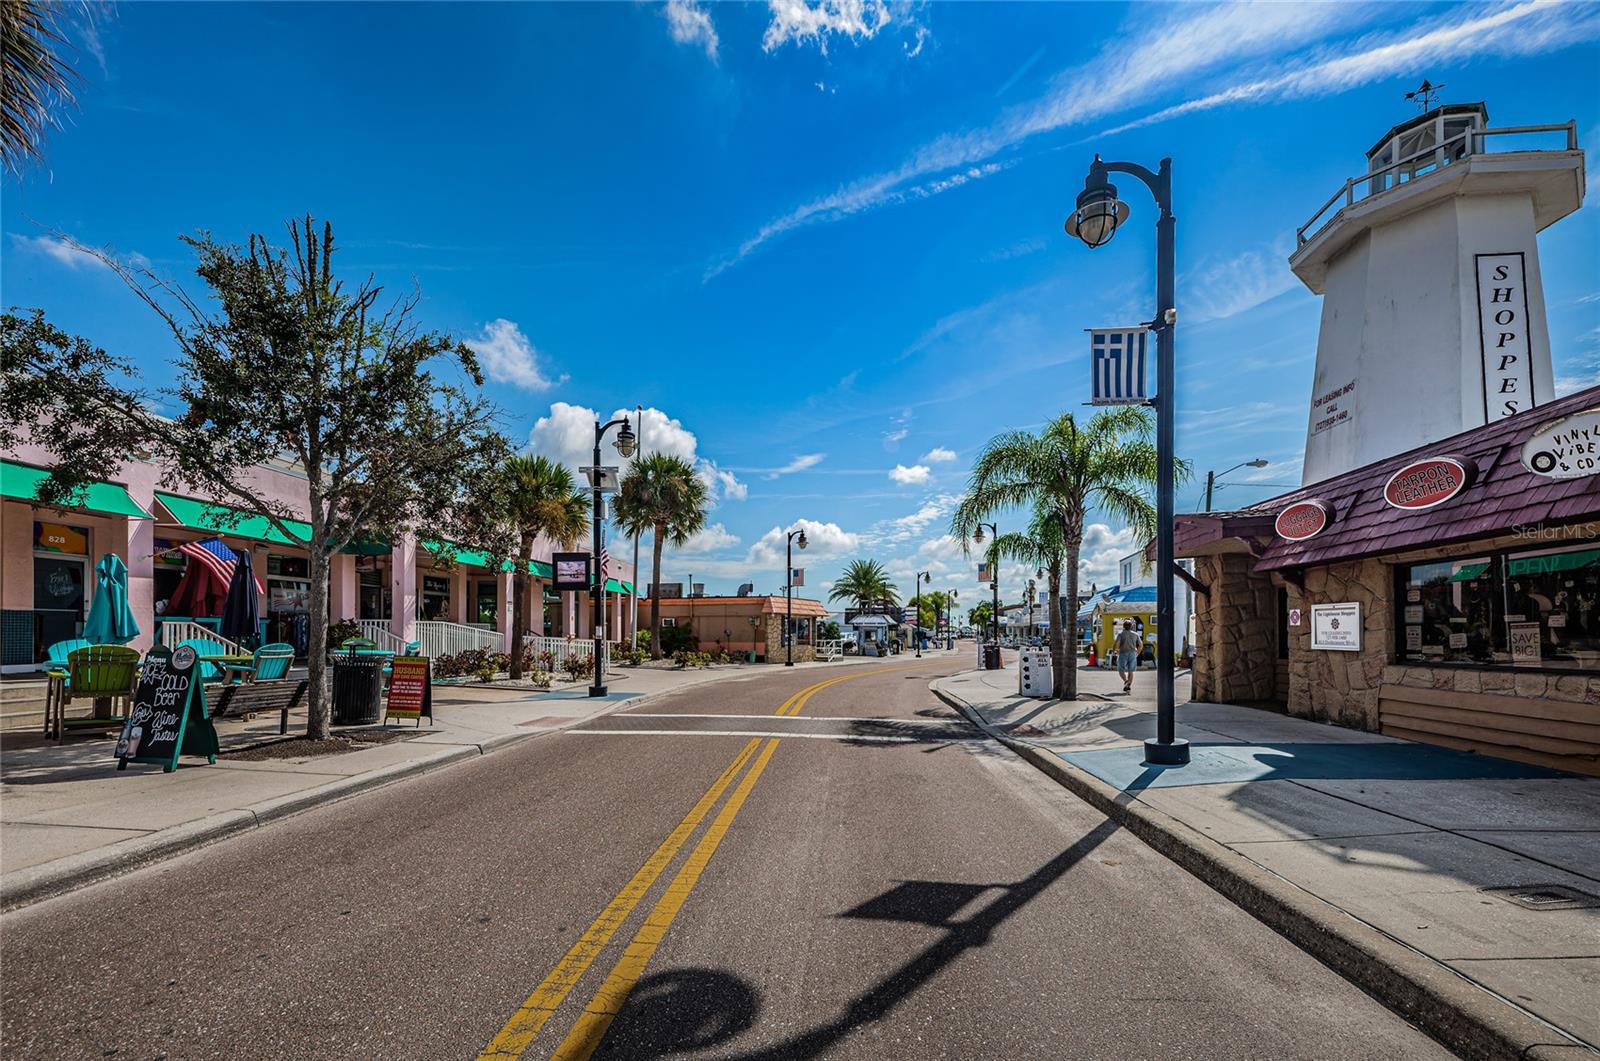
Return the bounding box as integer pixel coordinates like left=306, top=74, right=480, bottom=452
left=1172, top=385, right=1599, bottom=571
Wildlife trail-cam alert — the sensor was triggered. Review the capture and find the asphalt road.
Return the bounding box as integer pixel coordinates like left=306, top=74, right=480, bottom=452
left=1, top=655, right=1455, bottom=1060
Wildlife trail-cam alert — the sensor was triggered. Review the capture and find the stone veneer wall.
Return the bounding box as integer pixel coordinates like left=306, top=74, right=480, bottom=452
left=1192, top=553, right=1278, bottom=704
left=1284, top=557, right=1393, bottom=730
left=763, top=615, right=816, bottom=664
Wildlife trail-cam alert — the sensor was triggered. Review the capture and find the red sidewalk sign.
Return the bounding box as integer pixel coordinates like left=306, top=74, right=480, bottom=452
left=386, top=655, right=434, bottom=726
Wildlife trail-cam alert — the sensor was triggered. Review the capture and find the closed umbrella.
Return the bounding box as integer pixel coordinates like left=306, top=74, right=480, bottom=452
left=82, top=553, right=139, bottom=644
left=219, top=548, right=261, bottom=646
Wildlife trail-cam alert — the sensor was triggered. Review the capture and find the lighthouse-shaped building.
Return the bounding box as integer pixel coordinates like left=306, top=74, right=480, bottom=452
left=1290, top=102, right=1584, bottom=484
left=1170, top=98, right=1598, bottom=778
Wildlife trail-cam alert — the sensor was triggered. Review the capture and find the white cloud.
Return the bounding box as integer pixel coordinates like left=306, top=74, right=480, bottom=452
left=889, top=464, right=931, bottom=485
left=680, top=523, right=741, bottom=553
left=1184, top=242, right=1303, bottom=324
left=665, top=0, right=719, bottom=61
left=919, top=534, right=965, bottom=561
left=763, top=0, right=892, bottom=53
left=746, top=519, right=860, bottom=567
left=881, top=407, right=913, bottom=451
left=8, top=233, right=149, bottom=272
left=528, top=402, right=746, bottom=502
left=920, top=447, right=957, bottom=463
left=465, top=319, right=563, bottom=391
left=1102, top=1, right=1600, bottom=137
left=715, top=1, right=1362, bottom=272
left=1078, top=523, right=1139, bottom=588
left=764, top=453, right=825, bottom=479
left=715, top=468, right=749, bottom=501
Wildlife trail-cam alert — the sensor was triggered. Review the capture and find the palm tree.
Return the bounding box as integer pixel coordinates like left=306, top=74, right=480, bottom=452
left=2, top=0, right=82, bottom=174
left=613, top=454, right=707, bottom=659
left=501, top=454, right=587, bottom=679
left=952, top=406, right=1179, bottom=700
left=828, top=559, right=899, bottom=615
left=982, top=505, right=1069, bottom=684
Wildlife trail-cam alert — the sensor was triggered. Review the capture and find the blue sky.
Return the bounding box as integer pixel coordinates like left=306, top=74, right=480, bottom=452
left=5, top=1, right=1599, bottom=608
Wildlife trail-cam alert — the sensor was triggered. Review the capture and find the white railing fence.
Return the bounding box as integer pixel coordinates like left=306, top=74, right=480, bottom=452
left=415, top=621, right=504, bottom=658
left=524, top=634, right=595, bottom=668
left=817, top=639, right=843, bottom=662
left=355, top=621, right=411, bottom=653
left=1298, top=121, right=1578, bottom=245
left=157, top=620, right=245, bottom=657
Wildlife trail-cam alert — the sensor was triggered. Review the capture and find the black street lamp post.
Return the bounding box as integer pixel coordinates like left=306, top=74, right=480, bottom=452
left=1065, top=153, right=1189, bottom=765
left=913, top=571, right=930, bottom=658
left=589, top=415, right=636, bottom=697
left=785, top=528, right=808, bottom=666
left=1204, top=459, right=1270, bottom=512
left=972, top=522, right=1000, bottom=648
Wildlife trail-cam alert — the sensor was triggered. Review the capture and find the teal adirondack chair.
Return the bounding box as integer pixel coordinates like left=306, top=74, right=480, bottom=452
left=175, top=637, right=232, bottom=684
left=44, top=638, right=93, bottom=669
left=226, top=642, right=295, bottom=684
left=45, top=645, right=140, bottom=741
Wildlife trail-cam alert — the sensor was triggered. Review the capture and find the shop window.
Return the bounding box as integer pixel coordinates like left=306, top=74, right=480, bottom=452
left=1395, top=543, right=1599, bottom=671
left=267, top=554, right=308, bottom=577
left=1397, top=556, right=1500, bottom=665
left=1505, top=543, right=1600, bottom=671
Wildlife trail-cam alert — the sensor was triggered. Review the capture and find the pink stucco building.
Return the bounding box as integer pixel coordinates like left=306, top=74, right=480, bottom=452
left=1, top=442, right=635, bottom=671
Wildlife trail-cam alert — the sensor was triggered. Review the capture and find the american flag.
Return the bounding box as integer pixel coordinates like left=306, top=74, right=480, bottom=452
left=599, top=541, right=611, bottom=580
left=1089, top=326, right=1149, bottom=405
left=179, top=537, right=264, bottom=593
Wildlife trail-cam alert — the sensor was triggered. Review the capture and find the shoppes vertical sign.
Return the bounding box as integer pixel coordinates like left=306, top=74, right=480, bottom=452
left=1476, top=253, right=1536, bottom=420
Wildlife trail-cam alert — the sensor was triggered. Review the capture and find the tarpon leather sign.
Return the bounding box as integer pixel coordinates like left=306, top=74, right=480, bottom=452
left=116, top=645, right=217, bottom=773
left=1275, top=499, right=1333, bottom=542
left=1382, top=456, right=1472, bottom=510
left=1521, top=407, right=1600, bottom=479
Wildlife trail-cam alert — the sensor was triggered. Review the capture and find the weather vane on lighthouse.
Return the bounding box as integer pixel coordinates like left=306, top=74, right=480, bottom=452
left=1404, top=79, right=1444, bottom=112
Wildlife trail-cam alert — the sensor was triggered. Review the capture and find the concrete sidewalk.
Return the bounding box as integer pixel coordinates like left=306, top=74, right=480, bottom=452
left=0, top=657, right=872, bottom=911
left=937, top=662, right=1600, bottom=1060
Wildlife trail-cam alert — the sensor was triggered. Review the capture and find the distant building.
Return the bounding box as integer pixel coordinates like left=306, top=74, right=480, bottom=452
left=642, top=595, right=829, bottom=662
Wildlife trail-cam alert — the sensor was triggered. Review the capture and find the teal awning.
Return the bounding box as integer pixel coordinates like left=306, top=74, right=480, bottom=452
left=1446, top=562, right=1490, bottom=583
left=155, top=491, right=310, bottom=547
left=1508, top=547, right=1600, bottom=577
left=421, top=539, right=552, bottom=576
left=3, top=461, right=152, bottom=519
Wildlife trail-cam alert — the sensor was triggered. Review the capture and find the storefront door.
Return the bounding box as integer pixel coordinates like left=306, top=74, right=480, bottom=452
left=33, top=554, right=87, bottom=661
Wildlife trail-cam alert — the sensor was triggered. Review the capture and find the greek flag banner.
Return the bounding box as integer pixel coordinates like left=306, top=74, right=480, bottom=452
left=1089, top=327, right=1149, bottom=405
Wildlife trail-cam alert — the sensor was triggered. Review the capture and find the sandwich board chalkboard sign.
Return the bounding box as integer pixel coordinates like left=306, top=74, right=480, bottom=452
left=385, top=655, right=434, bottom=726
left=116, top=645, right=218, bottom=773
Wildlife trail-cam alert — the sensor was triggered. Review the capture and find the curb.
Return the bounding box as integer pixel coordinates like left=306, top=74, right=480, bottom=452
left=2, top=675, right=715, bottom=915
left=929, top=677, right=1594, bottom=1061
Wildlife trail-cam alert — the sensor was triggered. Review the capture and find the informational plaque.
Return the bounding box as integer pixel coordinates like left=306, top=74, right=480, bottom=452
left=1310, top=602, right=1361, bottom=652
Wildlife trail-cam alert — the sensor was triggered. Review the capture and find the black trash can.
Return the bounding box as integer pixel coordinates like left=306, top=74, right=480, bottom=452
left=332, top=655, right=385, bottom=726
left=983, top=644, right=1002, bottom=671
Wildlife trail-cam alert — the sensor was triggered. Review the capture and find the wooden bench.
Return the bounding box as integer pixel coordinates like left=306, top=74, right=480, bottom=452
left=210, top=679, right=308, bottom=736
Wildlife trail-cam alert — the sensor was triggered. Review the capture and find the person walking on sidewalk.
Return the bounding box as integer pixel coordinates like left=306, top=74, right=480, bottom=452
left=1114, top=620, right=1142, bottom=694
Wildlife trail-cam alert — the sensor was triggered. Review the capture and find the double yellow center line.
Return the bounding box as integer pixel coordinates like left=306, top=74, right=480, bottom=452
left=480, top=663, right=920, bottom=1059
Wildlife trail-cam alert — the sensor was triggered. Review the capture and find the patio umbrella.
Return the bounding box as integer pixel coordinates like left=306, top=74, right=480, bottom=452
left=219, top=547, right=260, bottom=645
left=82, top=553, right=139, bottom=644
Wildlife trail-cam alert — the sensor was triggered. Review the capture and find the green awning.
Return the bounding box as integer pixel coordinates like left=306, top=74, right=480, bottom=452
left=421, top=539, right=549, bottom=576
left=154, top=491, right=310, bottom=547
left=1446, top=562, right=1490, bottom=583
left=2, top=460, right=152, bottom=519
left=1508, top=547, right=1600, bottom=577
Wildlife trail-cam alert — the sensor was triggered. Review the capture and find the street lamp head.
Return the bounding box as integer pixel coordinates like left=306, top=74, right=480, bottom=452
left=972, top=526, right=984, bottom=545
left=1065, top=161, right=1128, bottom=248
left=614, top=418, right=637, bottom=458
left=1247, top=458, right=1269, bottom=468
left=796, top=529, right=808, bottom=550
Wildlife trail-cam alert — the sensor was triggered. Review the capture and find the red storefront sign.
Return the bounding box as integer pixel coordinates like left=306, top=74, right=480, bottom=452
left=1275, top=500, right=1332, bottom=541
left=1382, top=456, right=1472, bottom=511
